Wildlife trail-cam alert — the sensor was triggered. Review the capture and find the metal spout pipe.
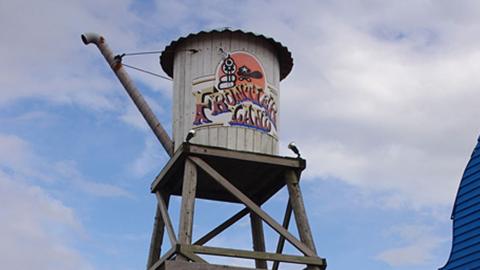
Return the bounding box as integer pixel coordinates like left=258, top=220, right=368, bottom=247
left=82, top=32, right=174, bottom=157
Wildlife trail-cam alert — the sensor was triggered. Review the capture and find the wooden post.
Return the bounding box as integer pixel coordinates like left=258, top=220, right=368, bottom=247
left=177, top=158, right=198, bottom=261
left=147, top=194, right=170, bottom=268
left=250, top=212, right=268, bottom=269
left=285, top=169, right=320, bottom=270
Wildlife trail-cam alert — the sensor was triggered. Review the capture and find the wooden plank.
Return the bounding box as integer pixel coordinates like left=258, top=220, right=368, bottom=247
left=183, top=40, right=194, bottom=144
left=178, top=159, right=198, bottom=244
left=185, top=245, right=326, bottom=266
left=245, top=129, right=254, bottom=152
left=227, top=127, right=237, bottom=150
left=208, top=126, right=218, bottom=146
left=194, top=128, right=209, bottom=146
left=187, top=144, right=303, bottom=168
left=260, top=134, right=273, bottom=155
left=176, top=48, right=187, bottom=150
left=203, top=34, right=213, bottom=75
left=272, top=202, right=293, bottom=270
left=151, top=146, right=184, bottom=191
left=253, top=131, right=262, bottom=154
left=194, top=207, right=250, bottom=246
left=218, top=127, right=227, bottom=148
left=155, top=192, right=177, bottom=247
left=172, top=51, right=182, bottom=150
left=188, top=145, right=305, bottom=169
left=161, top=261, right=258, bottom=270
left=249, top=213, right=267, bottom=269
left=236, top=128, right=246, bottom=151
left=189, top=156, right=316, bottom=257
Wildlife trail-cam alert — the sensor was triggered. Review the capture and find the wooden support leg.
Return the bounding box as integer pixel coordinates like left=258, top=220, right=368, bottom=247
left=285, top=169, right=320, bottom=270
left=177, top=158, right=198, bottom=261
left=147, top=194, right=170, bottom=269
left=250, top=212, right=268, bottom=269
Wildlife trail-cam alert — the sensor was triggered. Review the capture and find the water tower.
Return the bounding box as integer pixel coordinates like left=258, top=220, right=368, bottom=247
left=82, top=29, right=326, bottom=270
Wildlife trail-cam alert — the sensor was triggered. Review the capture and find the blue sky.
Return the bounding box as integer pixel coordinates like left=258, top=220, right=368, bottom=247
left=2, top=0, right=480, bottom=269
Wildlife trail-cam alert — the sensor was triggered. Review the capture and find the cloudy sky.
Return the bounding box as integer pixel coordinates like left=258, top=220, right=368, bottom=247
left=2, top=0, right=480, bottom=269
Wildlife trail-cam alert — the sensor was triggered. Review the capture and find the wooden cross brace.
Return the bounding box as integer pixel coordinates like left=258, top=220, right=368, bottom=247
left=147, top=154, right=326, bottom=270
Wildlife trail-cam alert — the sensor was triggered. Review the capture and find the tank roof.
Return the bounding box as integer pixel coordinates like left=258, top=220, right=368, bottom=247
left=159, top=28, right=293, bottom=81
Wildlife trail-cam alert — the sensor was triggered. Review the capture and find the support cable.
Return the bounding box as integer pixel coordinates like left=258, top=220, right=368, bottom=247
left=114, top=54, right=172, bottom=81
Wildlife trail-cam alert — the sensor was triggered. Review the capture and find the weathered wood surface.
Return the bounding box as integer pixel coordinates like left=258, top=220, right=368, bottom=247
left=160, top=261, right=260, bottom=270
left=189, top=156, right=316, bottom=257
left=178, top=159, right=198, bottom=245
left=286, top=169, right=321, bottom=270
left=148, top=199, right=170, bottom=268
left=150, top=144, right=305, bottom=204
left=155, top=192, right=177, bottom=247
left=187, top=144, right=303, bottom=168
left=171, top=31, right=281, bottom=155
left=249, top=213, right=267, bottom=269
left=185, top=245, right=325, bottom=266
left=149, top=247, right=176, bottom=270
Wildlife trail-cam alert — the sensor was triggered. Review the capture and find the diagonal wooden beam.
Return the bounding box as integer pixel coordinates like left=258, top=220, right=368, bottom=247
left=148, top=247, right=176, bottom=270
left=155, top=191, right=177, bottom=247
left=272, top=201, right=293, bottom=270
left=189, top=156, right=316, bottom=257
left=194, top=207, right=250, bottom=246
left=147, top=206, right=166, bottom=269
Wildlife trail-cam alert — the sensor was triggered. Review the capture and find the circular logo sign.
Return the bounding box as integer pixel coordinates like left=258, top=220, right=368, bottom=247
left=192, top=51, right=278, bottom=138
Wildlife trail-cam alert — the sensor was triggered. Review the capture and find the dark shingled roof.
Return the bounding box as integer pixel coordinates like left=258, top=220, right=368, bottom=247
left=159, top=28, right=293, bottom=81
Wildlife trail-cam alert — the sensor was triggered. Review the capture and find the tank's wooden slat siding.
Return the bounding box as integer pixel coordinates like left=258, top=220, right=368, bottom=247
left=172, top=32, right=280, bottom=155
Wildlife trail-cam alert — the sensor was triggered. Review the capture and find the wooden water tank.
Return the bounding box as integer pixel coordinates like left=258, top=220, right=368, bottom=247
left=160, top=29, right=292, bottom=155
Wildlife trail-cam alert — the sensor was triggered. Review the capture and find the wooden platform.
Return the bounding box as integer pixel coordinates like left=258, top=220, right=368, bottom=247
left=160, top=261, right=260, bottom=270
left=147, top=143, right=325, bottom=270
left=151, top=143, right=306, bottom=204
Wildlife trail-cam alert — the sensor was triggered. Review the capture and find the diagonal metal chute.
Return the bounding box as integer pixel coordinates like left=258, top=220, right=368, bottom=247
left=81, top=32, right=174, bottom=156
left=82, top=32, right=175, bottom=270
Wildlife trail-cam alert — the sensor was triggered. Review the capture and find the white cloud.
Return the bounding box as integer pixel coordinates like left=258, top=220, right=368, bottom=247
left=0, top=133, right=131, bottom=198
left=1, top=0, right=478, bottom=214
left=0, top=170, right=92, bottom=270
left=375, top=224, right=447, bottom=267
left=260, top=1, right=480, bottom=210
left=0, top=0, right=140, bottom=109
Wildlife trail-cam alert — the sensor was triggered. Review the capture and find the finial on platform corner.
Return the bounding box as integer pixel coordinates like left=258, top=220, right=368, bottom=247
left=186, top=129, right=196, bottom=143
left=288, top=142, right=301, bottom=158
